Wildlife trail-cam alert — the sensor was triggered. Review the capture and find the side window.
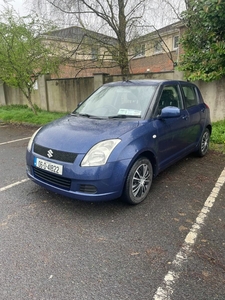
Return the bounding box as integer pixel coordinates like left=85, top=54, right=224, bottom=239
left=158, top=85, right=183, bottom=111
left=181, top=85, right=199, bottom=108
left=173, top=36, right=179, bottom=50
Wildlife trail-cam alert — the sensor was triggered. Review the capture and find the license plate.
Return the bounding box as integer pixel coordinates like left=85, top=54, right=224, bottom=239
left=34, top=157, right=63, bottom=175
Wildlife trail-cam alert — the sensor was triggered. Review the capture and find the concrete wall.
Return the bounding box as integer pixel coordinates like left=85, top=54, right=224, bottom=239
left=195, top=78, right=225, bottom=122
left=0, top=72, right=225, bottom=122
left=46, top=77, right=94, bottom=112
left=4, top=84, right=26, bottom=106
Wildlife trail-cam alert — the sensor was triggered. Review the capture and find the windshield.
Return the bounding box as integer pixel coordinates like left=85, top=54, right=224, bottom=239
left=74, top=84, right=157, bottom=118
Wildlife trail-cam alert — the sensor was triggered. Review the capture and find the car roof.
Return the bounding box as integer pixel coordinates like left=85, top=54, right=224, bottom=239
left=104, top=79, right=193, bottom=87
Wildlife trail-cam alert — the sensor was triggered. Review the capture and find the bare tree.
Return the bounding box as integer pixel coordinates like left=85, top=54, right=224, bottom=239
left=27, top=0, right=185, bottom=78
left=36, top=0, right=150, bottom=78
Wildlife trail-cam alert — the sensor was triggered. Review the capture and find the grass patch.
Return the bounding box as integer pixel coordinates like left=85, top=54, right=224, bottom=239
left=210, top=119, right=225, bottom=154
left=0, top=105, right=67, bottom=125
left=211, top=119, right=225, bottom=144
left=0, top=105, right=225, bottom=154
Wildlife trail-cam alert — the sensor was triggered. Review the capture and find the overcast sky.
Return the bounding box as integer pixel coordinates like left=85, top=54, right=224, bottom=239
left=0, top=0, right=28, bottom=15
left=0, top=0, right=185, bottom=30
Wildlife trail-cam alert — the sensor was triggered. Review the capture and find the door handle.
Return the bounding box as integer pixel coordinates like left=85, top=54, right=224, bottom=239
left=182, top=115, right=188, bottom=120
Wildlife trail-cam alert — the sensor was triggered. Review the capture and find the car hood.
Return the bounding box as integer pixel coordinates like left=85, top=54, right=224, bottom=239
left=34, top=115, right=139, bottom=153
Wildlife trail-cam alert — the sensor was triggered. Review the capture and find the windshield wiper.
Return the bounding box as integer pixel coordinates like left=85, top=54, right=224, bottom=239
left=78, top=113, right=92, bottom=118
left=75, top=113, right=104, bottom=119
left=108, top=114, right=141, bottom=119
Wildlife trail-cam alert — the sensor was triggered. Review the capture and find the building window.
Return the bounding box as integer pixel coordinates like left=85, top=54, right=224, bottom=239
left=91, top=47, right=98, bottom=60
left=173, top=36, right=179, bottom=50
left=134, top=44, right=145, bottom=57
left=154, top=41, right=163, bottom=53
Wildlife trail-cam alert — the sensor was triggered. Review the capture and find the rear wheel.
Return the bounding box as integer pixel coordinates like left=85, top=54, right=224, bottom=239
left=123, top=157, right=153, bottom=205
left=196, top=128, right=210, bottom=157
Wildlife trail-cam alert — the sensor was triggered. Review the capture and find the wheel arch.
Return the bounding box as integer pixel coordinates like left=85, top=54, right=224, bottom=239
left=125, top=150, right=158, bottom=179
left=206, top=124, right=212, bottom=135
left=138, top=151, right=158, bottom=177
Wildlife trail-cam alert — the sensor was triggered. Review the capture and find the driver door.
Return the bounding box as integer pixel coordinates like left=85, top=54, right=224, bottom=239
left=154, top=84, right=189, bottom=170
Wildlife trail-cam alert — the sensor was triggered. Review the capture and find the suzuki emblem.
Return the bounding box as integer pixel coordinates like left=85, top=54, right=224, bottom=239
left=47, top=149, right=53, bottom=158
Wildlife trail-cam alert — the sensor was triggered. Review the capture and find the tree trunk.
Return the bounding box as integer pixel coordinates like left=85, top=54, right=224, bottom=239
left=27, top=91, right=37, bottom=115
left=118, top=0, right=129, bottom=80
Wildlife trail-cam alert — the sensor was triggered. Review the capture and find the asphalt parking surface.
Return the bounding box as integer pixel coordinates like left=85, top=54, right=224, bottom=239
left=0, top=123, right=225, bottom=300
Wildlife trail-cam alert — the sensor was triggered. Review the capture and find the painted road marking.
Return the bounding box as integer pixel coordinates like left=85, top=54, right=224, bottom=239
left=153, top=167, right=225, bottom=300
left=0, top=137, right=31, bottom=191
left=0, top=179, right=29, bottom=192
left=0, top=137, right=31, bottom=146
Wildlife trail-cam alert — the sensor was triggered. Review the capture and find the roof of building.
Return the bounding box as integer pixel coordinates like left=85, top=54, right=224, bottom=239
left=45, top=26, right=117, bottom=45
left=132, top=21, right=184, bottom=43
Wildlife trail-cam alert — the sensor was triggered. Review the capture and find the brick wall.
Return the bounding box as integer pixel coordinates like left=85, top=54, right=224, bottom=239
left=129, top=51, right=178, bottom=74
left=53, top=61, right=121, bottom=79
left=53, top=51, right=178, bottom=79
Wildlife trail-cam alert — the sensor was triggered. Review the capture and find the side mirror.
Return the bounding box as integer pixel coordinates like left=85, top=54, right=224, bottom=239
left=158, top=106, right=181, bottom=119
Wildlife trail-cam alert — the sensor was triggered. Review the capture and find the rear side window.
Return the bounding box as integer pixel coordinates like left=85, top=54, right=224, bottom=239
left=181, top=85, right=199, bottom=108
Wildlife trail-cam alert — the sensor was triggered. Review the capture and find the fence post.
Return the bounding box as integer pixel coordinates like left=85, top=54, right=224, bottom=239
left=37, top=74, right=51, bottom=111
left=173, top=70, right=184, bottom=80
left=93, top=73, right=109, bottom=90
left=0, top=81, right=7, bottom=106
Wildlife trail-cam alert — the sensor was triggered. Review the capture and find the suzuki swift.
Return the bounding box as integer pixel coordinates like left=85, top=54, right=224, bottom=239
left=26, top=80, right=211, bottom=204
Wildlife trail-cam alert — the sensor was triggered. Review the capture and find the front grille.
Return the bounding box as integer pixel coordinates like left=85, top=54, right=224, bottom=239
left=34, top=144, right=77, bottom=163
left=79, top=184, right=97, bottom=194
left=33, top=167, right=71, bottom=190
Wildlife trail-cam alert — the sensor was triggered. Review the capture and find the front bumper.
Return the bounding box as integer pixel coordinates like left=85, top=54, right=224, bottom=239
left=26, top=153, right=131, bottom=202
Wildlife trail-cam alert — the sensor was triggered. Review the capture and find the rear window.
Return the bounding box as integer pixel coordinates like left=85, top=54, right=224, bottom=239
left=181, top=85, right=199, bottom=108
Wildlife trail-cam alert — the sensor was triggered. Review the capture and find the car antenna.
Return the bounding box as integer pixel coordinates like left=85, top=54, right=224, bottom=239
left=125, top=73, right=132, bottom=83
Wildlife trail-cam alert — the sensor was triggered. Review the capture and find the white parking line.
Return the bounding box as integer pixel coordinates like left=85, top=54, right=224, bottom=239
left=153, top=167, right=225, bottom=300
left=0, top=137, right=31, bottom=146
left=0, top=179, right=29, bottom=192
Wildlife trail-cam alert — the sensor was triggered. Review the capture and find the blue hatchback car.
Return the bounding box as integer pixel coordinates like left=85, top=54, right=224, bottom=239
left=26, top=80, right=211, bottom=204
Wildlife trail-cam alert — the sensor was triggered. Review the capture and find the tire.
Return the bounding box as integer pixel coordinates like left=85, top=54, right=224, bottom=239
left=123, top=157, right=153, bottom=205
left=196, top=128, right=210, bottom=157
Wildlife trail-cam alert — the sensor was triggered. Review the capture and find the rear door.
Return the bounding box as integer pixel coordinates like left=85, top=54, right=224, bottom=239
left=180, top=83, right=204, bottom=150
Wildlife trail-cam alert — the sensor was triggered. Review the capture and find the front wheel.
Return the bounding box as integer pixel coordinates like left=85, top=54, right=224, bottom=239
left=123, top=157, right=153, bottom=205
left=196, top=128, right=210, bottom=157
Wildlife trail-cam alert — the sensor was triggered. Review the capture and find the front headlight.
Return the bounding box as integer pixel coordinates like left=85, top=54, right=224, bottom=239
left=81, top=139, right=121, bottom=167
left=27, top=127, right=42, bottom=152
